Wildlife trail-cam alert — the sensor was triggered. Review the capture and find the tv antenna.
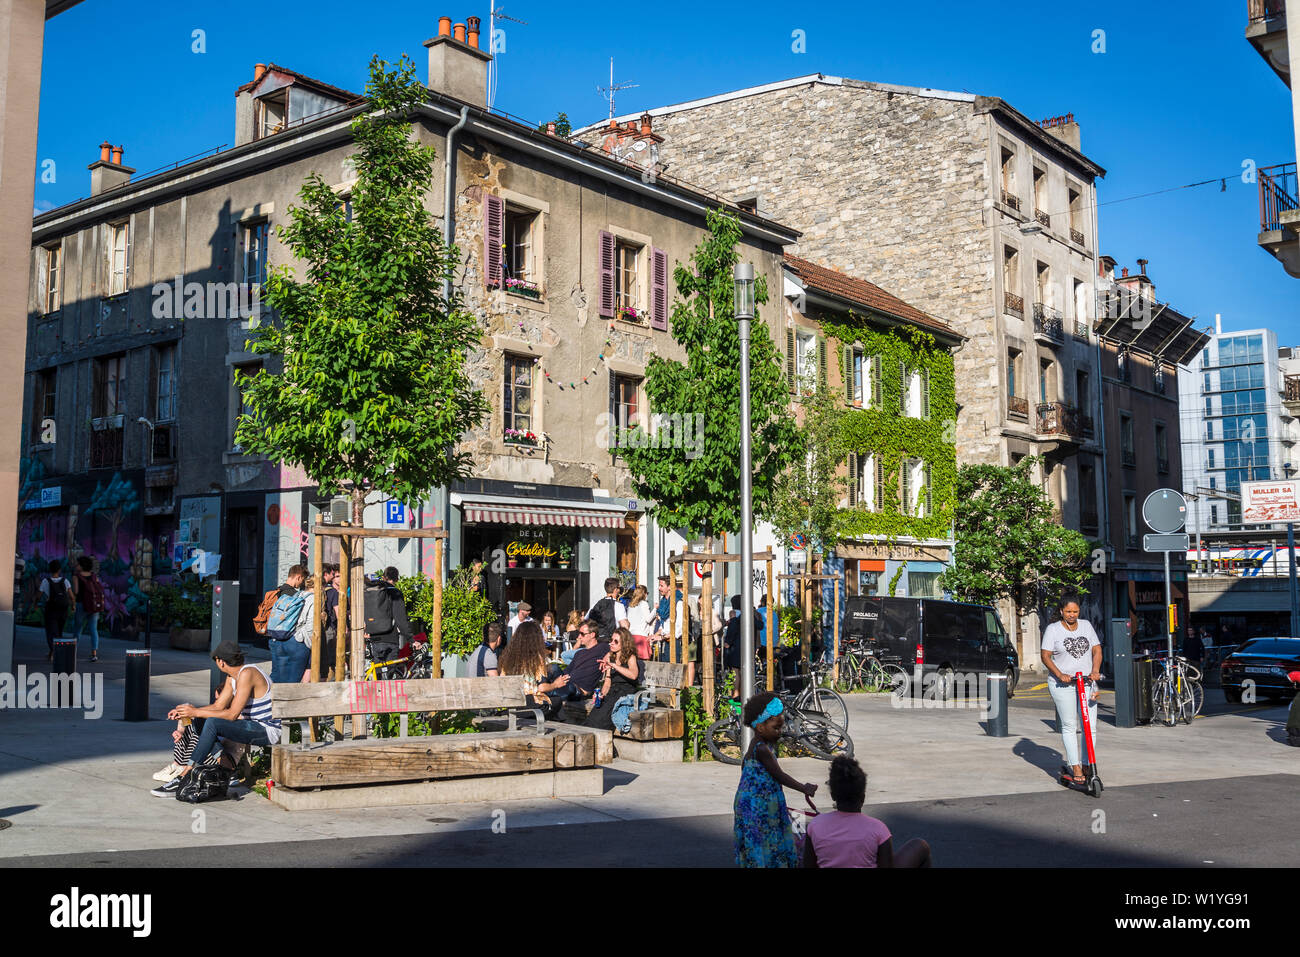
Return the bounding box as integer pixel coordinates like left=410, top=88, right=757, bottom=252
left=597, top=57, right=637, bottom=121
left=486, top=5, right=527, bottom=111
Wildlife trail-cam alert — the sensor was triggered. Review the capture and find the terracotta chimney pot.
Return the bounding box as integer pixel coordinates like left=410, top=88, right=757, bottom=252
left=1121, top=267, right=1129, bottom=278
left=466, top=16, right=480, bottom=47
left=99, top=141, right=112, bottom=163
left=254, top=63, right=267, bottom=82
left=547, top=122, right=557, bottom=135
left=453, top=22, right=466, bottom=43
left=111, top=145, right=124, bottom=165
left=640, top=112, right=652, bottom=135
left=438, top=16, right=451, bottom=36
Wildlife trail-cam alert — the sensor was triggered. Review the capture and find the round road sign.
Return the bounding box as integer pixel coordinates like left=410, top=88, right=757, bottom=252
left=1142, top=488, right=1187, bottom=533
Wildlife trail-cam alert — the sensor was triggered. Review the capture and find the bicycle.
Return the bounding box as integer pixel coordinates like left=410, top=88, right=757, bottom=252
left=754, top=648, right=849, bottom=733
left=1151, top=653, right=1198, bottom=726
left=835, top=640, right=908, bottom=694
left=704, top=666, right=853, bottom=766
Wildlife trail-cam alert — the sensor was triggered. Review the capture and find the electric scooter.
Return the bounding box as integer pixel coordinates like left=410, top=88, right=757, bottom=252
left=1058, top=671, right=1103, bottom=798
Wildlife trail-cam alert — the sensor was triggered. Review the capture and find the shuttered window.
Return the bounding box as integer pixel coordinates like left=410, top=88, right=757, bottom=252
left=598, top=230, right=616, bottom=318
left=871, top=355, right=882, bottom=408
left=817, top=337, right=828, bottom=390
left=786, top=329, right=796, bottom=393
left=651, top=247, right=668, bottom=330
left=484, top=194, right=504, bottom=288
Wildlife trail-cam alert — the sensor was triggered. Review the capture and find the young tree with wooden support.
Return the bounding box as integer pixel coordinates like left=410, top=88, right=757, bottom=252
left=777, top=570, right=841, bottom=683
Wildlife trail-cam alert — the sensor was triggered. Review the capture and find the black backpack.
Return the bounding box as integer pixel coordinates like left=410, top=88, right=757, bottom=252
left=45, top=577, right=69, bottom=609
left=175, top=766, right=232, bottom=803
left=364, top=582, right=396, bottom=636
left=591, top=597, right=619, bottom=641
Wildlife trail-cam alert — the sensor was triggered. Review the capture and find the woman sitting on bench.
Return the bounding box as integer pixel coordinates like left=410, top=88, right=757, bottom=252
left=585, top=627, right=642, bottom=732
left=498, top=621, right=570, bottom=718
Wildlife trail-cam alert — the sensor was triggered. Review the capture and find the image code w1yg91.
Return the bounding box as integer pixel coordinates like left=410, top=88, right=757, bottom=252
left=0, top=0, right=1293, bottom=936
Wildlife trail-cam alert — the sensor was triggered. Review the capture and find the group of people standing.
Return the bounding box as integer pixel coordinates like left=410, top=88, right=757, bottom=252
left=36, top=556, right=107, bottom=662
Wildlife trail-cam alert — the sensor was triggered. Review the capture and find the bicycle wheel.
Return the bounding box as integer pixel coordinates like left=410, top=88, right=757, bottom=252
left=789, top=713, right=854, bottom=761
left=1188, top=678, right=1205, bottom=718
left=705, top=715, right=744, bottom=765
left=1176, top=680, right=1197, bottom=725
left=1152, top=681, right=1176, bottom=727
left=802, top=686, right=849, bottom=732
left=882, top=663, right=910, bottom=698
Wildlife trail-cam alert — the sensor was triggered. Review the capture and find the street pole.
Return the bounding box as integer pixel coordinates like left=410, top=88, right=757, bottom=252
left=1289, top=521, right=1299, bottom=637
left=735, top=263, right=756, bottom=753
left=1164, top=548, right=1174, bottom=662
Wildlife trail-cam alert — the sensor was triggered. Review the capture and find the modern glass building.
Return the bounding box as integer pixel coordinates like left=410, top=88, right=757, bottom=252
left=1180, top=325, right=1294, bottom=532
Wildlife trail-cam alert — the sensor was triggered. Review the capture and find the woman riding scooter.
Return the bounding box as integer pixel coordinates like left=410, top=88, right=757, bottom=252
left=1040, top=597, right=1102, bottom=786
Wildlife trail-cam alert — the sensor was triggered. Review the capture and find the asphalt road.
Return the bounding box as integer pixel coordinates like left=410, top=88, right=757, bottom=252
left=10, top=774, right=1295, bottom=868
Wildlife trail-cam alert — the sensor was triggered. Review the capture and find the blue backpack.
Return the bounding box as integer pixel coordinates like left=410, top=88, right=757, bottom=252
left=266, top=591, right=307, bottom=640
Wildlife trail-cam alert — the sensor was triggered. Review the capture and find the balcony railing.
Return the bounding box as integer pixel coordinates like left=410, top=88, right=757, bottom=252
left=1002, top=189, right=1022, bottom=212
left=1033, top=303, right=1065, bottom=344
left=1036, top=401, right=1091, bottom=439
left=1005, top=291, right=1024, bottom=317
left=1073, top=319, right=1090, bottom=341
left=1008, top=395, right=1029, bottom=419
left=1121, top=447, right=1137, bottom=468
left=1287, top=374, right=1300, bottom=402
left=1035, top=208, right=1051, bottom=228
left=1070, top=226, right=1085, bottom=246
left=89, top=427, right=123, bottom=470
left=1248, top=0, right=1286, bottom=22
left=1259, top=162, right=1298, bottom=232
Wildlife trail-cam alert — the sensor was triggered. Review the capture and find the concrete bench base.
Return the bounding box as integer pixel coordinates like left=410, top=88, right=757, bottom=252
left=613, top=738, right=682, bottom=763
left=266, top=767, right=603, bottom=810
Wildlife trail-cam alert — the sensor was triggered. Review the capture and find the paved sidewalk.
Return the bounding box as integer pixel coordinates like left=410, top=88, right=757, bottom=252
left=1, top=625, right=1296, bottom=862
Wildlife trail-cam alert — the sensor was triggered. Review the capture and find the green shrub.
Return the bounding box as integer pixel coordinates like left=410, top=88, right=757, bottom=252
left=396, top=567, right=495, bottom=658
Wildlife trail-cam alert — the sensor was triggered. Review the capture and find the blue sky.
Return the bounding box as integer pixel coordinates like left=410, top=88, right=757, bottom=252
left=35, top=0, right=1298, bottom=342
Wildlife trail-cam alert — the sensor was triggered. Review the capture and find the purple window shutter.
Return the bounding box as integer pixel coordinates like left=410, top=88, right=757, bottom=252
left=598, top=230, right=615, bottom=318
left=651, top=247, right=668, bottom=330
left=484, top=194, right=504, bottom=288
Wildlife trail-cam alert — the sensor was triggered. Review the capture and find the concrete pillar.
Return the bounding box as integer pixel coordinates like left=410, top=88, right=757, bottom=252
left=0, top=0, right=48, bottom=677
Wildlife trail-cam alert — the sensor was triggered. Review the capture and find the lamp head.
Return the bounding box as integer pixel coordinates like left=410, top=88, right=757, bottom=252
left=733, top=262, right=755, bottom=320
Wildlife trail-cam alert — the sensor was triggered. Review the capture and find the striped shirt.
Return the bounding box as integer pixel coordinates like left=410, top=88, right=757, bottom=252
left=237, top=664, right=281, bottom=744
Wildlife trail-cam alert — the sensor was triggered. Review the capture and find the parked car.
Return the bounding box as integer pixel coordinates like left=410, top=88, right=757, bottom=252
left=841, top=597, right=1019, bottom=699
left=1220, top=637, right=1300, bottom=703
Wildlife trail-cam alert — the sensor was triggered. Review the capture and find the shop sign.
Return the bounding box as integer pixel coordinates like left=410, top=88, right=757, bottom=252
left=506, top=541, right=556, bottom=559
left=1242, top=480, right=1300, bottom=524
left=22, top=487, right=61, bottom=510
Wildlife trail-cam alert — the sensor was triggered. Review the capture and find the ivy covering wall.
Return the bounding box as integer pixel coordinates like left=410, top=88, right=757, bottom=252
left=819, top=315, right=957, bottom=542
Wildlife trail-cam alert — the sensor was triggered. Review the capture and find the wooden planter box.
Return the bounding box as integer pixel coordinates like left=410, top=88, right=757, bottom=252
left=169, top=626, right=211, bottom=652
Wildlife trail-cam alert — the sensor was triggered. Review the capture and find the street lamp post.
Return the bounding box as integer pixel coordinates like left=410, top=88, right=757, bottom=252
left=1285, top=464, right=1300, bottom=637
left=734, top=263, right=756, bottom=751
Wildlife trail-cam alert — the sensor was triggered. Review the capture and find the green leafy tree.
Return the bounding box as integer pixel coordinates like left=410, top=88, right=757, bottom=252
left=769, top=378, right=844, bottom=562
left=940, top=456, right=1092, bottom=646
left=235, top=56, right=489, bottom=522
left=536, top=112, right=571, bottom=137
left=618, top=208, right=800, bottom=540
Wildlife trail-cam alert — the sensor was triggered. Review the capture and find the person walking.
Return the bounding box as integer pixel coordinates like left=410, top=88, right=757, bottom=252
left=69, top=556, right=105, bottom=662
left=1040, top=596, right=1102, bottom=786
left=733, top=691, right=819, bottom=868
left=38, top=559, right=72, bottom=660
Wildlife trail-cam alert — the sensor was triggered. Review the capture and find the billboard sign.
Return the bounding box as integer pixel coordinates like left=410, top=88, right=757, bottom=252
left=1241, top=480, right=1300, bottom=524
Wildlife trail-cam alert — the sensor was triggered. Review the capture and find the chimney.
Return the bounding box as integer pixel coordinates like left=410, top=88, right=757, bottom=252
left=424, top=14, right=492, bottom=108
left=254, top=63, right=267, bottom=82
left=1121, top=267, right=1129, bottom=278
left=1039, top=112, right=1082, bottom=151
left=640, top=112, right=652, bottom=136
left=547, top=121, right=557, bottom=135
left=1137, top=258, right=1148, bottom=276
left=88, top=140, right=134, bottom=196
left=466, top=16, right=480, bottom=48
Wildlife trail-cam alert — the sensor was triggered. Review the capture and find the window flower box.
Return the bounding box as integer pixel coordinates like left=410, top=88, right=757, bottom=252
left=504, top=429, right=540, bottom=447
left=616, top=305, right=648, bottom=325
left=504, top=278, right=542, bottom=300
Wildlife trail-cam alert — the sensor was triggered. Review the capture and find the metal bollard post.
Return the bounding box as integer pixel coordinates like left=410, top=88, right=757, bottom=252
left=985, top=673, right=1008, bottom=737
left=124, top=649, right=151, bottom=721
left=52, top=639, right=77, bottom=707
left=144, top=597, right=152, bottom=651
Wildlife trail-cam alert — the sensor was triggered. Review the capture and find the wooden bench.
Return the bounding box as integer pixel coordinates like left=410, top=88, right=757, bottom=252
left=266, top=675, right=610, bottom=809
left=558, top=660, right=688, bottom=763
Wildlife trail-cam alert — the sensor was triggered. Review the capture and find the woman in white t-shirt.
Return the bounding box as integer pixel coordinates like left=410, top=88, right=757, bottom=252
left=1040, top=597, right=1102, bottom=784
left=623, top=585, right=656, bottom=659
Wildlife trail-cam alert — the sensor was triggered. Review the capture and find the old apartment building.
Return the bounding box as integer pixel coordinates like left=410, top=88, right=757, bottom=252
left=581, top=75, right=1107, bottom=662
left=20, top=17, right=797, bottom=638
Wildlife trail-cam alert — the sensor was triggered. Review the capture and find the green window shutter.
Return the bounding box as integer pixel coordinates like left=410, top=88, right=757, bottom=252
left=874, top=456, right=884, bottom=511
left=923, top=463, right=932, bottom=518
left=843, top=345, right=854, bottom=402
left=871, top=355, right=882, bottom=408
left=901, top=459, right=912, bottom=516
left=921, top=368, right=931, bottom=419
left=786, top=328, right=796, bottom=393
left=817, top=336, right=828, bottom=390
left=847, top=453, right=858, bottom=507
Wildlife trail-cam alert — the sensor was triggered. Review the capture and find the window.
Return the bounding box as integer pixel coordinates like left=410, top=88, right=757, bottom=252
left=154, top=345, right=177, bottom=422
left=31, top=369, right=56, bottom=444
left=242, top=221, right=269, bottom=286
left=1117, top=349, right=1130, bottom=383
left=1076, top=370, right=1089, bottom=411
left=909, top=572, right=941, bottom=598
left=1210, top=504, right=1219, bottom=527
left=615, top=239, right=641, bottom=312
left=1120, top=413, right=1135, bottom=466
left=1003, top=246, right=1021, bottom=315
left=1008, top=349, right=1021, bottom=398
left=504, top=207, right=538, bottom=285
left=1124, top=494, right=1138, bottom=546
left=1155, top=423, right=1169, bottom=473
left=796, top=330, right=817, bottom=387
left=1067, top=185, right=1083, bottom=242
left=610, top=373, right=640, bottom=436
left=107, top=221, right=129, bottom=296
left=1032, top=166, right=1047, bottom=222
left=844, top=345, right=867, bottom=406
left=1207, top=448, right=1216, bottom=469
left=41, top=244, right=61, bottom=314
left=848, top=452, right=877, bottom=511
left=901, top=458, right=929, bottom=517
left=1073, top=279, right=1089, bottom=333
left=93, top=355, right=127, bottom=418
left=1080, top=463, right=1097, bottom=530
left=1039, top=359, right=1054, bottom=404
left=1035, top=261, right=1051, bottom=307
left=231, top=362, right=261, bottom=451
left=902, top=367, right=928, bottom=418
left=256, top=89, right=288, bottom=139
left=1000, top=145, right=1017, bottom=202
left=503, top=354, right=535, bottom=438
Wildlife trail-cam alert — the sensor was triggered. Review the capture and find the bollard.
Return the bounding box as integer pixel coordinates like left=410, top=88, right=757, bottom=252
left=124, top=649, right=151, bottom=722
left=52, top=639, right=77, bottom=707
left=985, top=673, right=1008, bottom=737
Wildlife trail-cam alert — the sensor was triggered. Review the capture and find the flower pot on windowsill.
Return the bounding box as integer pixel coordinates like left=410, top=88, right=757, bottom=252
left=508, top=560, right=518, bottom=569
left=539, top=560, right=551, bottom=569
left=505, top=281, right=542, bottom=300
left=525, top=560, right=535, bottom=569
left=504, top=430, right=540, bottom=449
left=556, top=560, right=570, bottom=569
left=616, top=308, right=648, bottom=325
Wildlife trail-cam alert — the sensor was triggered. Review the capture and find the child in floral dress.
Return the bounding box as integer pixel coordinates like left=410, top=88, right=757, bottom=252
left=733, top=692, right=819, bottom=867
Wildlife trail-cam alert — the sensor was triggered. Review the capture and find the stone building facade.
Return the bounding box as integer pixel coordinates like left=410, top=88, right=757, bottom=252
left=580, top=75, right=1109, bottom=663
left=21, top=25, right=797, bottom=640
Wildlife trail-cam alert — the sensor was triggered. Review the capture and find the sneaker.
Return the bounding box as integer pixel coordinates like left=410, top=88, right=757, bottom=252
left=152, top=762, right=182, bottom=782
left=151, top=775, right=185, bottom=797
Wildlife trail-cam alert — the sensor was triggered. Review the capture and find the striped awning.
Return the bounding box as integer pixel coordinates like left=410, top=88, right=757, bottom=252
left=461, top=501, right=624, bottom=528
